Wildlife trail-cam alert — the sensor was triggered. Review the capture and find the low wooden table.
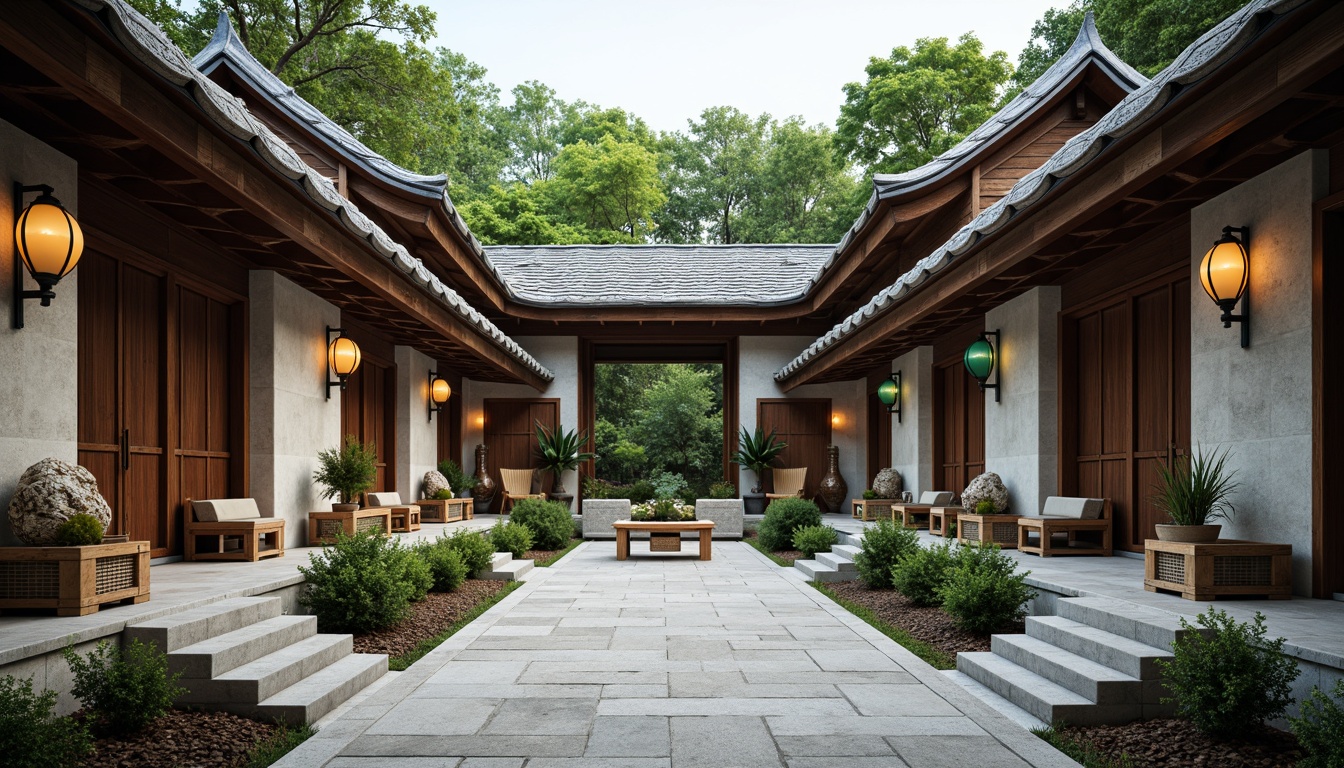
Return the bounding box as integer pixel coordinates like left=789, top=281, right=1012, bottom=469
left=893, top=503, right=937, bottom=530
left=929, top=506, right=959, bottom=537
left=418, top=498, right=475, bottom=523
left=612, top=520, right=716, bottom=561
left=184, top=518, right=285, bottom=562
left=1144, top=539, right=1291, bottom=600
left=851, top=498, right=895, bottom=522
left=308, top=508, right=392, bottom=546
left=388, top=506, right=422, bottom=533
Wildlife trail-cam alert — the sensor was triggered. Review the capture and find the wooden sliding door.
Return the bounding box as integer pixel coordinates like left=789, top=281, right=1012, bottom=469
left=933, top=358, right=985, bottom=496
left=757, top=399, right=831, bottom=501
left=340, top=356, right=396, bottom=494
left=483, top=398, right=559, bottom=512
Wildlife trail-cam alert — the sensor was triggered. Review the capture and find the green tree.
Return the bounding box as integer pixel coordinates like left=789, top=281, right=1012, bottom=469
left=658, top=107, right=769, bottom=244
left=550, top=135, right=665, bottom=239
left=836, top=33, right=1012, bottom=175
left=740, top=118, right=863, bottom=243
left=505, top=80, right=566, bottom=183
left=418, top=49, right=510, bottom=196
left=560, top=104, right=657, bottom=150
left=633, top=366, right=722, bottom=486
left=456, top=184, right=587, bottom=245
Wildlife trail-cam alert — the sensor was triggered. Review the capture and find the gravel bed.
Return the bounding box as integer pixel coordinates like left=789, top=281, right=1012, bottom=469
left=1057, top=718, right=1303, bottom=767
left=827, top=580, right=1020, bottom=656
left=744, top=530, right=802, bottom=564
left=523, top=538, right=580, bottom=564
left=80, top=708, right=278, bottom=768
left=354, top=579, right=510, bottom=657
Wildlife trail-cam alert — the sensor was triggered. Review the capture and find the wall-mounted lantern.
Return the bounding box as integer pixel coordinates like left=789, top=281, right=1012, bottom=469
left=964, top=329, right=1000, bottom=403
left=1199, top=225, right=1250, bottom=348
left=325, top=326, right=361, bottom=399
left=12, top=183, right=83, bottom=329
left=878, top=370, right=902, bottom=423
left=428, top=370, right=451, bottom=421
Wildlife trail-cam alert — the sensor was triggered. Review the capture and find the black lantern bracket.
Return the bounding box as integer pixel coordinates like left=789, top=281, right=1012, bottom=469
left=12, top=182, right=58, bottom=330
left=428, top=370, right=446, bottom=422
left=326, top=326, right=348, bottom=400
left=889, top=370, right=903, bottom=423
left=978, top=329, right=1002, bottom=403
left=1218, top=225, right=1250, bottom=349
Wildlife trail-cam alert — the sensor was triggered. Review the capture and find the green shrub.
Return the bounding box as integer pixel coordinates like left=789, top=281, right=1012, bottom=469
left=413, top=539, right=469, bottom=592
left=854, top=518, right=919, bottom=588
left=508, top=498, right=573, bottom=550
left=625, top=480, right=656, bottom=503
left=437, top=459, right=476, bottom=494
left=757, top=497, right=822, bottom=551
left=792, top=525, right=837, bottom=558
left=299, top=532, right=430, bottom=633
left=708, top=481, right=736, bottom=499
left=53, top=514, right=104, bottom=546
left=892, top=542, right=954, bottom=606
left=433, top=488, right=454, bottom=501
left=938, top=544, right=1035, bottom=634
left=862, top=489, right=878, bottom=500
left=490, top=520, right=534, bottom=558
left=1292, top=679, right=1344, bottom=768
left=650, top=470, right=688, bottom=500
left=312, top=436, right=377, bottom=505
left=444, top=528, right=495, bottom=575
left=1156, top=608, right=1298, bottom=737
left=62, top=639, right=184, bottom=735
left=974, top=500, right=995, bottom=516
left=583, top=477, right=615, bottom=499
left=0, top=674, right=92, bottom=767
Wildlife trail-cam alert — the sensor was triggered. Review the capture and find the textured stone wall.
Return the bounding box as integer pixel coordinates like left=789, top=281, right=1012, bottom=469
left=394, top=345, right=440, bottom=501
left=889, top=346, right=934, bottom=498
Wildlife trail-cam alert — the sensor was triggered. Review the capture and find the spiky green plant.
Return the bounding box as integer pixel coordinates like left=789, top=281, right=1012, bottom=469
left=535, top=422, right=595, bottom=496
left=730, top=426, right=788, bottom=493
left=1151, top=446, right=1239, bottom=525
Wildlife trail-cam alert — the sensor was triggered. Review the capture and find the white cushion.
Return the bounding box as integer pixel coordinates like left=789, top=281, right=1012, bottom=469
left=919, top=491, right=954, bottom=506
left=1040, top=497, right=1105, bottom=520
left=367, top=492, right=403, bottom=507
left=194, top=498, right=261, bottom=522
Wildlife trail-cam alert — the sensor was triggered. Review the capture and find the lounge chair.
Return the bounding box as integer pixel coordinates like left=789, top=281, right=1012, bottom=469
left=1017, top=497, right=1112, bottom=556
left=364, top=491, right=421, bottom=532
left=893, top=491, right=954, bottom=529
left=766, top=467, right=808, bottom=502
left=500, top=468, right=544, bottom=513
left=183, top=498, right=285, bottom=562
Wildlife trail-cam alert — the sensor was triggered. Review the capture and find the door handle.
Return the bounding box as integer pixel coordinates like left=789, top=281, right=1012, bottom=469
left=121, top=429, right=130, bottom=471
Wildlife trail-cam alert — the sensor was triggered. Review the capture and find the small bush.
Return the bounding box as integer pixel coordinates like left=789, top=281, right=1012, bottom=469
left=413, top=539, right=469, bottom=592
left=938, top=544, right=1035, bottom=634
left=892, top=542, right=954, bottom=606
left=0, top=674, right=93, bottom=768
left=433, top=488, right=454, bottom=500
left=1292, top=679, right=1344, bottom=768
left=508, top=498, right=573, bottom=550
left=583, top=477, right=615, bottom=499
left=490, top=520, right=534, bottom=558
left=299, top=533, right=430, bottom=633
left=54, top=514, right=104, bottom=546
left=862, top=489, right=878, bottom=500
left=975, top=500, right=995, bottom=515
left=853, top=518, right=919, bottom=588
left=63, top=639, right=184, bottom=735
left=1156, top=608, right=1298, bottom=737
left=792, top=525, right=837, bottom=559
left=758, top=497, right=822, bottom=551
left=708, top=481, right=736, bottom=499
left=444, top=528, right=495, bottom=574
left=625, top=480, right=656, bottom=503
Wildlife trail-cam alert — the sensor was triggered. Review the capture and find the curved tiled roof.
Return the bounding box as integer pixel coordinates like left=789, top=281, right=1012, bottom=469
left=75, top=0, right=553, bottom=382
left=775, top=0, right=1307, bottom=382
left=486, top=244, right=835, bottom=307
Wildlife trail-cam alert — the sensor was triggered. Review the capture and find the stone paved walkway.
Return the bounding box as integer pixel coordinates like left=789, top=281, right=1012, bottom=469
left=276, top=541, right=1074, bottom=767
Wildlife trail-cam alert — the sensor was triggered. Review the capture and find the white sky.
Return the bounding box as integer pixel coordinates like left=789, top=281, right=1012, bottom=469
left=424, top=0, right=1065, bottom=134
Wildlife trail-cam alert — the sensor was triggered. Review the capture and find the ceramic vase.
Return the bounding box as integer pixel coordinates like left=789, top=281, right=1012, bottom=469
left=817, top=445, right=848, bottom=514
left=472, top=444, right=497, bottom=507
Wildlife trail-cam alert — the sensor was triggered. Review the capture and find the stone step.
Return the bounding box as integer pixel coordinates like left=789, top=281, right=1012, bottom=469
left=169, top=615, right=316, bottom=679
left=793, top=559, right=853, bottom=583
left=254, top=653, right=388, bottom=726
left=829, top=544, right=862, bottom=562
left=958, top=652, right=1142, bottom=726
left=1027, top=615, right=1172, bottom=680
left=488, top=551, right=513, bottom=571
left=483, top=558, right=534, bottom=581
left=814, top=551, right=857, bottom=572
left=991, top=634, right=1144, bottom=705
left=1056, top=597, right=1203, bottom=649
left=125, top=598, right=283, bottom=652
left=942, top=669, right=1048, bottom=732
left=178, top=633, right=352, bottom=705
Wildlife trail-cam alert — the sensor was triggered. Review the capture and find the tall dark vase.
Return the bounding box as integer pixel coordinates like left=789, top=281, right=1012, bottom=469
left=472, top=444, right=497, bottom=509
left=817, top=445, right=848, bottom=514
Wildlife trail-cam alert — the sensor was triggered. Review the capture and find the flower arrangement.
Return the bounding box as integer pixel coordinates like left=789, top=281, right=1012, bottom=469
left=630, top=498, right=696, bottom=522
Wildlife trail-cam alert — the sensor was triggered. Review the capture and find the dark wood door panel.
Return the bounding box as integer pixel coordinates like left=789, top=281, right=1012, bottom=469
left=484, top=399, right=559, bottom=512
left=757, top=399, right=831, bottom=501
left=934, top=360, right=984, bottom=498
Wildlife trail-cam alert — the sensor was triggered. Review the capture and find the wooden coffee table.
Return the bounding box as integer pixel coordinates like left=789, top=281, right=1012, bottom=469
left=611, top=520, right=716, bottom=561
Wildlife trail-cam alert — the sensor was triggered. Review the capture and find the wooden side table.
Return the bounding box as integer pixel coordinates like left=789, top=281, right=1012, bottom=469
left=893, top=503, right=937, bottom=530
left=1144, top=539, right=1291, bottom=600
left=957, top=513, right=1022, bottom=548
left=389, top=506, right=422, bottom=533
left=308, top=508, right=392, bottom=546
left=851, top=498, right=895, bottom=522
left=929, top=506, right=959, bottom=537
left=416, top=498, right=474, bottom=523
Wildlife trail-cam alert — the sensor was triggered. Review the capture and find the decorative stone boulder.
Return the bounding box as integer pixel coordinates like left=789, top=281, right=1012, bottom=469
left=422, top=470, right=452, bottom=499
left=7, top=458, right=113, bottom=546
left=961, top=471, right=1009, bottom=514
left=872, top=468, right=904, bottom=499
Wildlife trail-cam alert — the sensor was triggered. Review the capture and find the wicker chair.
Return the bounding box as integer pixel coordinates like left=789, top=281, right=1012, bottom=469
left=500, top=468, right=545, bottom=513
left=766, top=467, right=808, bottom=502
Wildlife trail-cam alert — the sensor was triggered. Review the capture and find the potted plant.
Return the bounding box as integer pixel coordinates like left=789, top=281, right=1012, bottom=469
left=437, top=459, right=477, bottom=499
left=535, top=421, right=595, bottom=509
left=730, top=426, right=788, bottom=516
left=313, top=436, right=377, bottom=511
left=1152, top=446, right=1238, bottom=543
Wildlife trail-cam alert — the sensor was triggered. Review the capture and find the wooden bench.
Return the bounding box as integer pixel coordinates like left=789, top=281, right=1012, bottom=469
left=611, top=520, right=716, bottom=561
left=365, top=492, right=421, bottom=533
left=184, top=499, right=285, bottom=562
left=308, top=507, right=392, bottom=546
left=893, top=491, right=955, bottom=530
left=1017, top=497, right=1112, bottom=557
left=417, top=498, right=474, bottom=523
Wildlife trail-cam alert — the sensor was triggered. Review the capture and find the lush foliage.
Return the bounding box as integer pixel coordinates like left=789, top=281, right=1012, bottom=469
left=313, top=436, right=378, bottom=504
left=1291, top=679, right=1344, bottom=768
left=974, top=500, right=996, bottom=516
left=489, top=520, right=534, bottom=559
left=443, top=528, right=495, bottom=575
left=938, top=544, right=1036, bottom=634
left=1151, top=446, right=1238, bottom=525
left=1156, top=608, right=1298, bottom=736
left=535, top=422, right=595, bottom=493
left=630, top=499, right=695, bottom=522
left=299, top=532, right=430, bottom=633
left=437, top=459, right=476, bottom=494
left=63, top=639, right=184, bottom=735
left=892, top=542, right=955, bottom=606
left=730, top=426, right=788, bottom=493
left=54, top=513, right=104, bottom=546
left=707, top=481, right=736, bottom=499
left=862, top=489, right=878, bottom=500
left=412, top=539, right=469, bottom=592
left=757, top=497, right=822, bottom=551
left=508, top=498, right=575, bottom=549
left=853, top=518, right=919, bottom=588
left=0, top=674, right=93, bottom=768
left=792, top=525, right=838, bottom=559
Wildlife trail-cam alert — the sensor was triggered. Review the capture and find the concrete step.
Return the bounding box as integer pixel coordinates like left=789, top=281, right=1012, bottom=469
left=815, top=551, right=857, bottom=572
left=488, top=551, right=513, bottom=570
left=957, top=652, right=1141, bottom=726
left=483, top=558, right=534, bottom=581
left=991, top=634, right=1142, bottom=705
left=1027, top=615, right=1172, bottom=680
left=178, top=633, right=353, bottom=705
left=169, top=615, right=316, bottom=679
left=255, top=653, right=388, bottom=726
left=793, top=559, right=854, bottom=583
left=125, top=597, right=283, bottom=652
left=943, top=669, right=1048, bottom=732
left=829, top=544, right=861, bottom=562
left=1056, top=597, right=1203, bottom=650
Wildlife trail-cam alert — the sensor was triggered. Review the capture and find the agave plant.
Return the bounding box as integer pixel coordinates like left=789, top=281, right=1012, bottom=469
left=1152, top=446, right=1239, bottom=526
left=535, top=421, right=595, bottom=496
left=730, top=426, right=788, bottom=493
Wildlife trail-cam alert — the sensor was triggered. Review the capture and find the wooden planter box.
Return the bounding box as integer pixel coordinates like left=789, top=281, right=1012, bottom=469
left=0, top=541, right=150, bottom=616
left=957, top=513, right=1022, bottom=548
left=1144, top=539, right=1292, bottom=600
left=851, top=499, right=895, bottom=522
left=308, top=508, right=392, bottom=546
left=417, top=498, right=474, bottom=523
left=929, top=507, right=958, bottom=537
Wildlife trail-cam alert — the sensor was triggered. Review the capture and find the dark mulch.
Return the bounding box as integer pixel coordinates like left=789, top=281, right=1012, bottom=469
left=744, top=529, right=803, bottom=564
left=1057, top=718, right=1303, bottom=767
left=80, top=708, right=277, bottom=768
left=523, top=538, right=581, bottom=564
left=354, top=579, right=510, bottom=657
left=827, top=580, right=1021, bottom=657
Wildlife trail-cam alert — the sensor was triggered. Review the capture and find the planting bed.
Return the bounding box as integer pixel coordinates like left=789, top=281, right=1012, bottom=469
left=826, top=581, right=1014, bottom=657
left=80, top=708, right=304, bottom=768
left=354, top=579, right=510, bottom=657
left=1049, top=718, right=1303, bottom=767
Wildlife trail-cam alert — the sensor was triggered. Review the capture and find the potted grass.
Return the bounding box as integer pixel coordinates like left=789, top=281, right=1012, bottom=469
left=313, top=436, right=377, bottom=512
left=1152, top=446, right=1238, bottom=543
left=536, top=421, right=595, bottom=510
left=730, top=426, right=788, bottom=516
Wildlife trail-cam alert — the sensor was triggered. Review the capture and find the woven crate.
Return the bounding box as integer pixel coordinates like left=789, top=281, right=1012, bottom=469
left=308, top=508, right=392, bottom=546
left=649, top=533, right=682, bottom=552
left=956, top=513, right=1022, bottom=548
left=0, top=541, right=150, bottom=616
left=851, top=499, right=895, bottom=522
left=417, top=498, right=472, bottom=523
left=1144, top=539, right=1291, bottom=600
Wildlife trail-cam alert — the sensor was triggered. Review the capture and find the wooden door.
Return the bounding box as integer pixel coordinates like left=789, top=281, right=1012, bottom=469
left=340, top=357, right=396, bottom=494
left=933, top=359, right=985, bottom=496
left=757, top=399, right=831, bottom=501
left=866, top=391, right=893, bottom=485
left=484, top=399, right=559, bottom=512
left=1063, top=272, right=1190, bottom=552
left=176, top=287, right=238, bottom=521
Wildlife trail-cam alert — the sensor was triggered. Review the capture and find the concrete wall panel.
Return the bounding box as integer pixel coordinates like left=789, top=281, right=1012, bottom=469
left=890, top=346, right=934, bottom=496
left=395, top=345, right=440, bottom=501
